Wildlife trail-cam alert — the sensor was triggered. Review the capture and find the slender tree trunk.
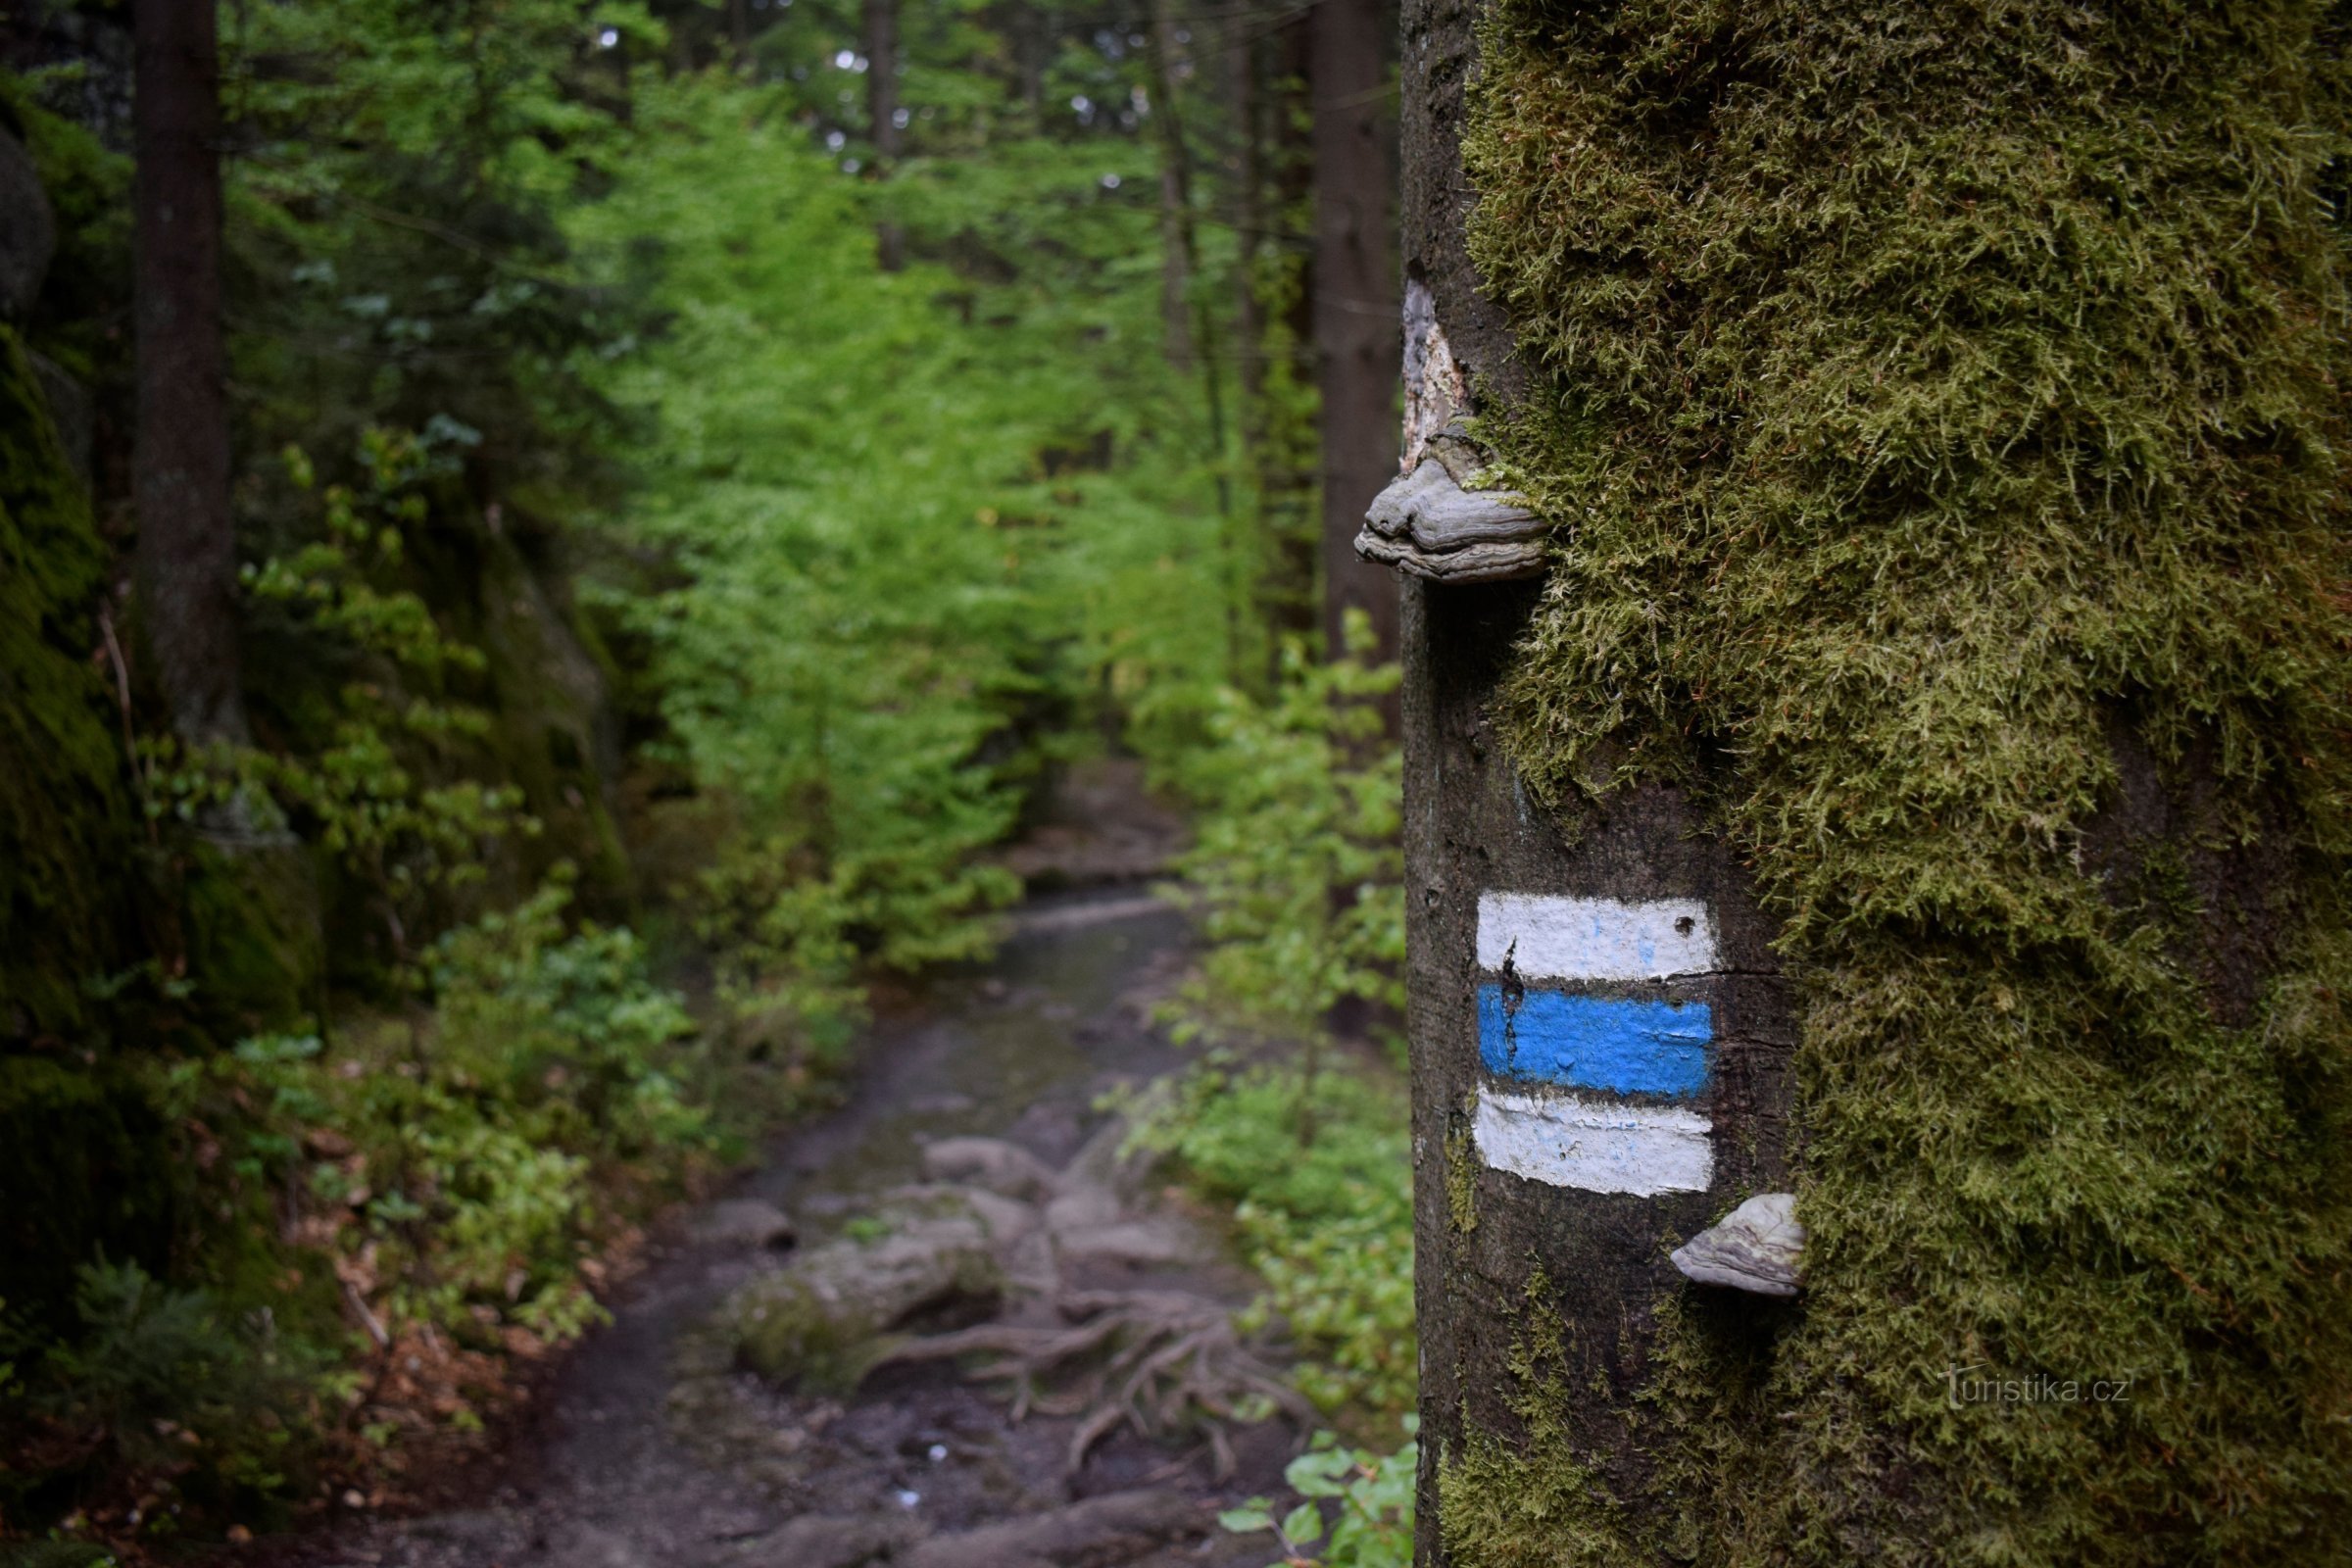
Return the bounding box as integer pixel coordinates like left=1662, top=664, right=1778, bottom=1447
left=728, top=0, right=752, bottom=61
left=1231, top=14, right=1266, bottom=432
left=863, top=0, right=905, bottom=271
left=134, top=0, right=246, bottom=748
left=1145, top=0, right=1198, bottom=374
left=1242, top=6, right=1317, bottom=658
left=1309, top=0, right=1396, bottom=672
left=1017, top=4, right=1050, bottom=127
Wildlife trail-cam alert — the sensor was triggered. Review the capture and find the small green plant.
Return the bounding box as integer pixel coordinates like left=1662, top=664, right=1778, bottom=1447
left=1131, top=1064, right=1414, bottom=1419
left=1154, top=612, right=1403, bottom=1059
left=156, top=873, right=709, bottom=1350
left=144, top=429, right=533, bottom=973
left=1220, top=1423, right=1418, bottom=1568
left=2, top=1261, right=316, bottom=1508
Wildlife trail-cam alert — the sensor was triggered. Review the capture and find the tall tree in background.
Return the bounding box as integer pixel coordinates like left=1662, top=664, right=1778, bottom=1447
left=1309, top=0, right=1395, bottom=669
left=864, top=0, right=905, bottom=270
left=1145, top=0, right=1200, bottom=373
left=133, top=0, right=245, bottom=747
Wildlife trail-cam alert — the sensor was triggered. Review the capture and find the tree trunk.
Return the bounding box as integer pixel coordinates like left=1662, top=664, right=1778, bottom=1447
left=1251, top=9, right=1318, bottom=649
left=1309, top=0, right=1396, bottom=671
left=1016, top=4, right=1050, bottom=128
left=1391, top=3, right=2352, bottom=1563
left=863, top=0, right=905, bottom=271
left=1145, top=0, right=1198, bottom=374
left=134, top=0, right=245, bottom=749
left=1230, top=17, right=1265, bottom=426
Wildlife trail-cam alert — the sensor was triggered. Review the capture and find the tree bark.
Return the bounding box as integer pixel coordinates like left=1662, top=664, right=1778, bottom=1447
left=134, top=0, right=246, bottom=748
left=863, top=0, right=905, bottom=271
left=1016, top=3, right=1050, bottom=127
left=1392, top=3, right=2350, bottom=1562
left=1145, top=0, right=1198, bottom=374
left=1309, top=0, right=1396, bottom=670
left=1230, top=17, right=1265, bottom=424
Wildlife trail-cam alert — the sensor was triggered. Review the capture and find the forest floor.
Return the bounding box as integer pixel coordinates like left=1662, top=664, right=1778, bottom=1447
left=249, top=777, right=1296, bottom=1568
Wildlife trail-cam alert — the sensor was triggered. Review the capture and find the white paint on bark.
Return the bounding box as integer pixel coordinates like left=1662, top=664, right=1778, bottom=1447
left=1472, top=1088, right=1714, bottom=1196
left=1476, top=892, right=1719, bottom=981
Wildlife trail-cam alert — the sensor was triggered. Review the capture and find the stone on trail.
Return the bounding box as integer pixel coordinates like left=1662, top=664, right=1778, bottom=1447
left=725, top=1193, right=1004, bottom=1391
left=894, top=1488, right=1203, bottom=1568
left=1051, top=1218, right=1200, bottom=1268
left=738, top=1511, right=914, bottom=1568
left=539, top=1521, right=649, bottom=1568
left=696, top=1198, right=799, bottom=1251
left=893, top=1182, right=1039, bottom=1247
left=921, top=1136, right=1056, bottom=1200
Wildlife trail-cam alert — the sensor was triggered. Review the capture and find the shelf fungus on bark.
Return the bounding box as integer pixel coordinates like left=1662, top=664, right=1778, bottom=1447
left=1356, top=283, right=1549, bottom=582
left=1670, top=1192, right=1804, bottom=1298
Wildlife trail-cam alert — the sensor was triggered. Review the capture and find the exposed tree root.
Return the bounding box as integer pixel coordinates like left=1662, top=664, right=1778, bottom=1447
left=874, top=1288, right=1312, bottom=1476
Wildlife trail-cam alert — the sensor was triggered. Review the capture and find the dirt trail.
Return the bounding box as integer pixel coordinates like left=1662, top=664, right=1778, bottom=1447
left=269, top=890, right=1293, bottom=1568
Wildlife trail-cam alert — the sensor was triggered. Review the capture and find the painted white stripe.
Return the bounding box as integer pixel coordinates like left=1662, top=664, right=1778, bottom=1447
left=1476, top=892, right=1718, bottom=982
left=1473, top=1088, right=1714, bottom=1197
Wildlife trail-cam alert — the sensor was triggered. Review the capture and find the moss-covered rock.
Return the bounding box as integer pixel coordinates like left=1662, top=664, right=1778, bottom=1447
left=1450, top=2, right=2352, bottom=1561
left=724, top=1194, right=1004, bottom=1393
left=0, top=322, right=136, bottom=1042
left=0, top=324, right=176, bottom=1329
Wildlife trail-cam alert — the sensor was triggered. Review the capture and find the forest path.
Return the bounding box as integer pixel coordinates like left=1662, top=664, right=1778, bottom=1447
left=265, top=885, right=1291, bottom=1568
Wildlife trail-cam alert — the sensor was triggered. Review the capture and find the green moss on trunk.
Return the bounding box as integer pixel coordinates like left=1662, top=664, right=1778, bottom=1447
left=1458, top=2, right=2352, bottom=1560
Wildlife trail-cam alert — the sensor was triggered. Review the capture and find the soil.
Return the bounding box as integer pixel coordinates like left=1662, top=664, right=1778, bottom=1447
left=255, top=887, right=1295, bottom=1568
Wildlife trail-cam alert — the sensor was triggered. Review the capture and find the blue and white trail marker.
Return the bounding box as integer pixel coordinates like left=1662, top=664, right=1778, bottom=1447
left=1472, top=892, right=1720, bottom=1196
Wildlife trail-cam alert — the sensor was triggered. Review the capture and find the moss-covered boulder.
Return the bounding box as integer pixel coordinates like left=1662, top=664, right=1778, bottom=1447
left=724, top=1192, right=1005, bottom=1393
left=0, top=322, right=136, bottom=1042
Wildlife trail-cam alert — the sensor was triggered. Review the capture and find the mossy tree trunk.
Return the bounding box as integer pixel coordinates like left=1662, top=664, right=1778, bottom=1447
left=1394, top=2, right=2352, bottom=1564
left=133, top=0, right=245, bottom=748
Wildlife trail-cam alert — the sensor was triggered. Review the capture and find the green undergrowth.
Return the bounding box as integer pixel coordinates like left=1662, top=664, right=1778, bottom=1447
left=2, top=876, right=737, bottom=1547
left=1219, top=1423, right=1420, bottom=1568
left=1133, top=1062, right=1415, bottom=1424
left=1132, top=615, right=1412, bottom=1428
left=1455, top=2, right=2352, bottom=1562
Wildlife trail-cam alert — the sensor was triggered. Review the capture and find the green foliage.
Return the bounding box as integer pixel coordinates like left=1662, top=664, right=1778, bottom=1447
left=1132, top=612, right=1413, bottom=1423
left=565, top=74, right=1243, bottom=1029
left=1220, top=1422, right=1419, bottom=1568
left=1133, top=1063, right=1413, bottom=1420
left=146, top=432, right=534, bottom=975
left=1461, top=1, right=2352, bottom=1560
left=1156, top=614, right=1404, bottom=1049
left=9, top=1262, right=315, bottom=1496
left=157, top=875, right=707, bottom=1347
left=225, top=0, right=644, bottom=495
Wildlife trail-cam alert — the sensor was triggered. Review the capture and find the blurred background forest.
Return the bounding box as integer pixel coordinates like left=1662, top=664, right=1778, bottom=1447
left=0, top=0, right=1413, bottom=1557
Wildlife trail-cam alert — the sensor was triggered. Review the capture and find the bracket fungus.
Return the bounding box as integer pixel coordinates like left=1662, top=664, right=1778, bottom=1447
left=1355, top=282, right=1548, bottom=582
left=1669, top=1192, right=1804, bottom=1298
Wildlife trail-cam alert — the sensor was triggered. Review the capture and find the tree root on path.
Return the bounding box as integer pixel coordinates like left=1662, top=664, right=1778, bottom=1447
left=873, top=1289, right=1312, bottom=1478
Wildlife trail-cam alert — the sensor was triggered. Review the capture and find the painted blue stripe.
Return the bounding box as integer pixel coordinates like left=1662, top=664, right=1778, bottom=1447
left=1477, top=985, right=1712, bottom=1099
